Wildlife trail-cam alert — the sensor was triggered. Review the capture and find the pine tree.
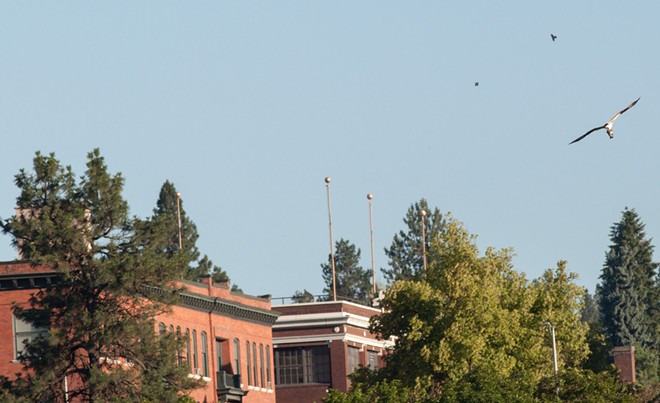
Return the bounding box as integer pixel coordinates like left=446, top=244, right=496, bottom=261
left=151, top=180, right=228, bottom=282
left=0, top=150, right=200, bottom=401
left=321, top=238, right=372, bottom=304
left=597, top=208, right=659, bottom=387
left=381, top=199, right=445, bottom=283
left=597, top=208, right=657, bottom=347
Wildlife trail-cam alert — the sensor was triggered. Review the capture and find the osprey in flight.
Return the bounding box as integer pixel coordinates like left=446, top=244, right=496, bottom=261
left=569, top=97, right=640, bottom=144
left=551, top=34, right=557, bottom=42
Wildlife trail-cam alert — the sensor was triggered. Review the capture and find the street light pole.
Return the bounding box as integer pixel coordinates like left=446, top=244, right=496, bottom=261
left=325, top=177, right=337, bottom=301
left=176, top=192, right=183, bottom=251
left=421, top=209, right=427, bottom=276
left=367, top=194, right=376, bottom=295
left=542, top=322, right=559, bottom=395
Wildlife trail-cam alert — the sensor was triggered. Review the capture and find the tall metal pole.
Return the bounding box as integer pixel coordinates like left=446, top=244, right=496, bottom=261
left=325, top=177, right=337, bottom=301
left=421, top=209, right=427, bottom=275
left=543, top=322, right=559, bottom=395
left=367, top=194, right=376, bottom=294
left=176, top=192, right=183, bottom=251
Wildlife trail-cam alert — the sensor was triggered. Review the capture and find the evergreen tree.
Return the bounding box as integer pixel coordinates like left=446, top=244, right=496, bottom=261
left=0, top=150, right=200, bottom=401
left=381, top=198, right=445, bottom=283
left=580, top=289, right=600, bottom=325
left=151, top=181, right=228, bottom=282
left=321, top=238, right=372, bottom=304
left=597, top=208, right=659, bottom=387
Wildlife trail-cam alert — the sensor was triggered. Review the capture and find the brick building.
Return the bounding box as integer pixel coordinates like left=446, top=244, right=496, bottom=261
left=0, top=261, right=279, bottom=403
left=271, top=301, right=394, bottom=403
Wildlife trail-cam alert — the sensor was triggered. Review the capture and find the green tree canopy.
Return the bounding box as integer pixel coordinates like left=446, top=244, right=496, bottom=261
left=322, top=238, right=372, bottom=304
left=0, top=150, right=200, bottom=401
left=355, top=215, right=629, bottom=402
left=382, top=199, right=445, bottom=283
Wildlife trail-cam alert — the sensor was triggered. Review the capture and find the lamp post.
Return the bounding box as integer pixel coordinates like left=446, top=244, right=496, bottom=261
left=176, top=192, right=183, bottom=251
left=367, top=194, right=376, bottom=294
left=325, top=177, right=337, bottom=301
left=421, top=209, right=427, bottom=275
left=542, top=322, right=559, bottom=395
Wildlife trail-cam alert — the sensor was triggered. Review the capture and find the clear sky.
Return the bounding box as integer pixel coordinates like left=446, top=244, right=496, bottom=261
left=2, top=2, right=659, bottom=301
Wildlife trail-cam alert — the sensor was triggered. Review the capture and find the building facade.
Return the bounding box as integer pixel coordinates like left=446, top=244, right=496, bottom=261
left=0, top=261, right=279, bottom=403
left=271, top=301, right=394, bottom=403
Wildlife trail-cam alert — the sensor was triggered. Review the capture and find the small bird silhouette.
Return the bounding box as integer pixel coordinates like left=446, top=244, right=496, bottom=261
left=474, top=82, right=479, bottom=87
left=551, top=34, right=557, bottom=42
left=569, top=98, right=640, bottom=144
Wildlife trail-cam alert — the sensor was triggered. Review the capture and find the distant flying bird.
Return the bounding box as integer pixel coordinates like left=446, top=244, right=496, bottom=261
left=474, top=82, right=479, bottom=87
left=551, top=34, right=557, bottom=42
left=569, top=97, right=640, bottom=144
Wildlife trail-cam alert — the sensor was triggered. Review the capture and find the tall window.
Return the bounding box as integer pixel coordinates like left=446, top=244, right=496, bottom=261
left=158, top=322, right=166, bottom=337
left=348, top=346, right=360, bottom=374
left=192, top=330, right=198, bottom=373
left=216, top=339, right=224, bottom=374
left=246, top=341, right=252, bottom=386
left=186, top=329, right=191, bottom=372
left=13, top=314, right=48, bottom=359
left=266, top=345, right=272, bottom=388
left=201, top=331, right=209, bottom=377
left=274, top=346, right=331, bottom=385
left=252, top=342, right=258, bottom=387
left=259, top=344, right=265, bottom=388
left=368, top=350, right=379, bottom=369
left=176, top=327, right=183, bottom=365
left=233, top=338, right=241, bottom=375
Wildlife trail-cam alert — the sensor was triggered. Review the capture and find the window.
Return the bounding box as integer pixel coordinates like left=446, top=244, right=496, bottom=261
left=233, top=339, right=241, bottom=375
left=259, top=344, right=265, bottom=388
left=216, top=338, right=224, bottom=374
left=176, top=327, right=183, bottom=365
left=246, top=341, right=252, bottom=386
left=252, top=343, right=258, bottom=387
left=201, top=331, right=209, bottom=377
left=274, top=346, right=331, bottom=385
left=13, top=314, right=48, bottom=359
left=368, top=350, right=379, bottom=369
left=266, top=345, right=272, bottom=388
left=158, top=322, right=166, bottom=337
left=169, top=324, right=174, bottom=334
left=192, top=330, right=198, bottom=373
left=186, top=329, right=191, bottom=372
left=348, top=346, right=360, bottom=374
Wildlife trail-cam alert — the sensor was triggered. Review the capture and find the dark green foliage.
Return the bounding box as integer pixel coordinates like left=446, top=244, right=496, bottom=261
left=291, top=289, right=315, bottom=303
left=321, top=238, right=372, bottom=304
left=597, top=208, right=659, bottom=387
left=580, top=289, right=600, bottom=325
left=0, top=150, right=201, bottom=401
left=151, top=180, right=229, bottom=283
left=323, top=378, right=430, bottom=403
left=381, top=199, right=445, bottom=283
left=535, top=367, right=635, bottom=403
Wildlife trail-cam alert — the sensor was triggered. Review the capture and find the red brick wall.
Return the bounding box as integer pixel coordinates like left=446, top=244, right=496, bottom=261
left=0, top=263, right=277, bottom=403
left=0, top=287, right=36, bottom=380
left=155, top=299, right=276, bottom=403
left=276, top=383, right=329, bottom=403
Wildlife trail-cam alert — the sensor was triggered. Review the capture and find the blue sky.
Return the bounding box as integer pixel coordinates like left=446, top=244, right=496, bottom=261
left=2, top=2, right=659, bottom=300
